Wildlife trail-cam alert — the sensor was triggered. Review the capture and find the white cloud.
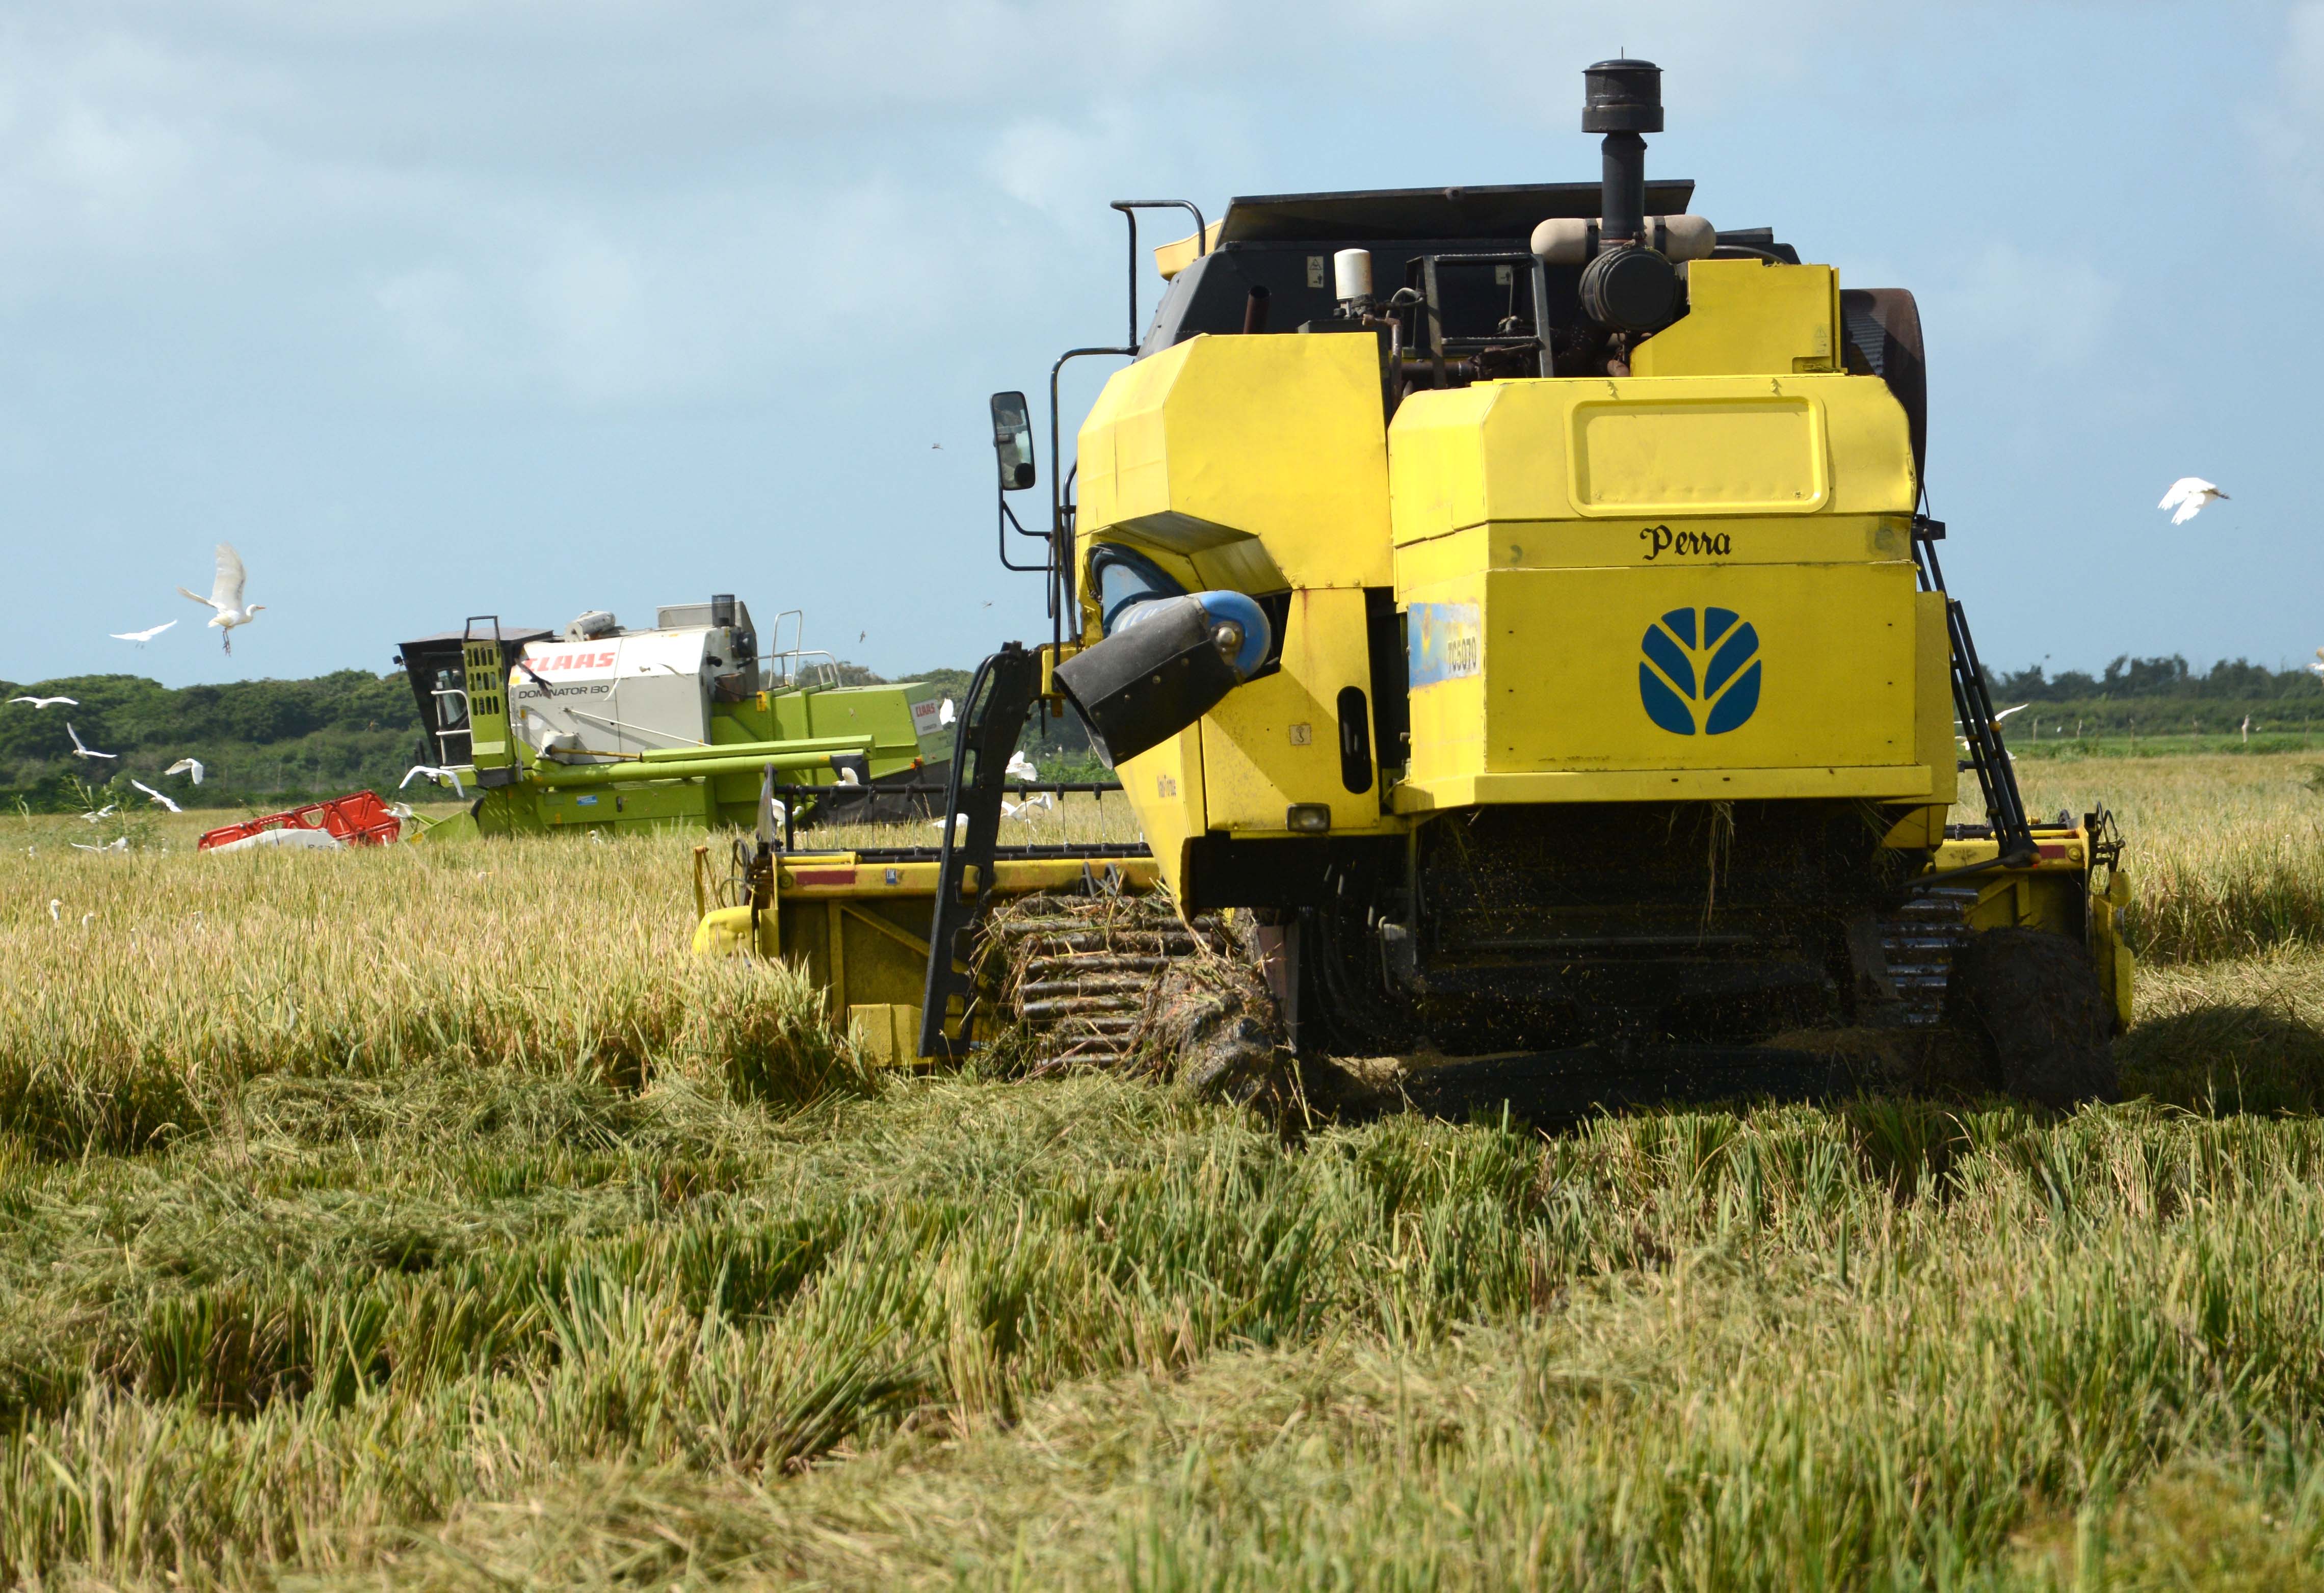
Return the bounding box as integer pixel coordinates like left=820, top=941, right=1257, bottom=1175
left=362, top=177, right=954, bottom=406
left=2250, top=1, right=2324, bottom=234
left=529, top=234, right=647, bottom=401
left=1924, top=242, right=2122, bottom=372
left=0, top=0, right=1966, bottom=408
left=986, top=113, right=1127, bottom=221
left=372, top=263, right=475, bottom=370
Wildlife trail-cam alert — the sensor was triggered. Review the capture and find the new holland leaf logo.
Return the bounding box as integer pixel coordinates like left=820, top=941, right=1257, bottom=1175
left=1639, top=606, right=1762, bottom=735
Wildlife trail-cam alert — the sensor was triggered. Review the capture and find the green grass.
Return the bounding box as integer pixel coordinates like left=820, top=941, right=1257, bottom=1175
left=9, top=1073, right=2324, bottom=1588
left=5, top=763, right=2324, bottom=1586
left=2015, top=731, right=2324, bottom=759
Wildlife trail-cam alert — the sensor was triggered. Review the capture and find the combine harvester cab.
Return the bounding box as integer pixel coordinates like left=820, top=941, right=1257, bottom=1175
left=397, top=597, right=953, bottom=839
left=705, top=60, right=2134, bottom=1112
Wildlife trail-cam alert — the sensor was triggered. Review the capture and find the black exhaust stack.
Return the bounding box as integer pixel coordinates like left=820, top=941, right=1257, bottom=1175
left=1585, top=59, right=1660, bottom=243
left=1578, top=59, right=1678, bottom=332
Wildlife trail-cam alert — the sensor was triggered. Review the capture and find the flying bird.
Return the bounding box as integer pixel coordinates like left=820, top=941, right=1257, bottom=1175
left=1005, top=750, right=1039, bottom=783
left=130, top=779, right=181, bottom=813
left=1992, top=704, right=2028, bottom=723
left=176, top=543, right=264, bottom=653
left=401, top=764, right=466, bottom=798
left=165, top=758, right=205, bottom=784
left=9, top=695, right=76, bottom=709
left=2158, top=477, right=2228, bottom=525
left=65, top=723, right=116, bottom=760
left=111, top=621, right=177, bottom=645
left=80, top=804, right=117, bottom=823
left=71, top=840, right=125, bottom=856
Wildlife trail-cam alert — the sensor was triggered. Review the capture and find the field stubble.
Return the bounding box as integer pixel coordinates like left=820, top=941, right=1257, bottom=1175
left=0, top=763, right=2322, bottom=1586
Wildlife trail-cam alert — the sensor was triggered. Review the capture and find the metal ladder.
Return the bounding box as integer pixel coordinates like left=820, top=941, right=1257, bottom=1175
left=1913, top=521, right=2034, bottom=861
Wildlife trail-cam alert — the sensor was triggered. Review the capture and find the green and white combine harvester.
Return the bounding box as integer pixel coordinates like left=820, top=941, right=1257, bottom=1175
left=395, top=596, right=951, bottom=839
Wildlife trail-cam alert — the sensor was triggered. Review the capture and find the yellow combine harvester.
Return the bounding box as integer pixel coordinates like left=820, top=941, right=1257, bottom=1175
left=701, top=58, right=2131, bottom=1111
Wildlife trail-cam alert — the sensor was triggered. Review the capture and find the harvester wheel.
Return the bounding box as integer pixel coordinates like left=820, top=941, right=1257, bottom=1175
left=1943, top=928, right=2117, bottom=1108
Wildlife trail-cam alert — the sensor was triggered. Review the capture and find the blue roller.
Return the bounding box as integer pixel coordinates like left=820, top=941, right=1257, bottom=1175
left=1056, top=588, right=1276, bottom=764
left=1198, top=589, right=1272, bottom=679
left=1112, top=588, right=1273, bottom=680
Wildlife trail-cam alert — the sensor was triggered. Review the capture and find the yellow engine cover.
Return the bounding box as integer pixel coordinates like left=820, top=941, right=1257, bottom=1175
left=1388, top=371, right=1943, bottom=810
left=1075, top=331, right=1394, bottom=602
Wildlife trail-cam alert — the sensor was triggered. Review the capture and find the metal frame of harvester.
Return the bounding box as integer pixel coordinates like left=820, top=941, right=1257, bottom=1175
left=698, top=58, right=2133, bottom=1112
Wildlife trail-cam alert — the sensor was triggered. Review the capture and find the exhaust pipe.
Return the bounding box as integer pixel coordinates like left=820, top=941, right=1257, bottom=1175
left=1576, top=58, right=1679, bottom=332
left=1586, top=59, right=1660, bottom=244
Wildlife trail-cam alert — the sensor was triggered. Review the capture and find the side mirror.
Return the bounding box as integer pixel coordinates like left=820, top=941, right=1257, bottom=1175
left=990, top=391, right=1036, bottom=491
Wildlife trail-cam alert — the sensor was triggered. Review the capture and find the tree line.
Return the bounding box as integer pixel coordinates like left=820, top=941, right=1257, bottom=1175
left=1985, top=655, right=2322, bottom=702
left=0, top=671, right=424, bottom=810
left=8, top=650, right=2304, bottom=811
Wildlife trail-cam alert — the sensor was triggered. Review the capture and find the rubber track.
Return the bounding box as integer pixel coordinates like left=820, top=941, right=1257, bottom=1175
left=1879, top=885, right=1977, bottom=1026
left=990, top=898, right=1225, bottom=1063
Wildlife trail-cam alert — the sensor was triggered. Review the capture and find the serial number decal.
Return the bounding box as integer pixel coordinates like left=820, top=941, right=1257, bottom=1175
left=509, top=677, right=613, bottom=700
left=1409, top=601, right=1482, bottom=686
left=1639, top=524, right=1733, bottom=561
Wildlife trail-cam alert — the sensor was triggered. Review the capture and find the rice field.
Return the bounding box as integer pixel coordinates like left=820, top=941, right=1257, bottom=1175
left=4, top=758, right=2324, bottom=1588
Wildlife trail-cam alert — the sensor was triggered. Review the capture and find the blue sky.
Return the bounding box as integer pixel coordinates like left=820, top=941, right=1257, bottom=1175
left=0, top=2, right=2316, bottom=689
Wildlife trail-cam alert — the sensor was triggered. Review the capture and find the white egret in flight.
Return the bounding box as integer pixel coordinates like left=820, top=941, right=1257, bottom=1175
left=2158, top=477, right=2228, bottom=525
left=65, top=723, right=116, bottom=760
left=401, top=765, right=466, bottom=798
left=176, top=544, right=264, bottom=653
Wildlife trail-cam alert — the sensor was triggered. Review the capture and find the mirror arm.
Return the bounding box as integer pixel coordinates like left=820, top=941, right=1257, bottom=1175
left=997, top=489, right=1048, bottom=574
left=1002, top=497, right=1044, bottom=540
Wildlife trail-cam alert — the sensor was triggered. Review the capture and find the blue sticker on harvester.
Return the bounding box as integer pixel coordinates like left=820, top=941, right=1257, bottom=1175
left=1409, top=602, right=1482, bottom=686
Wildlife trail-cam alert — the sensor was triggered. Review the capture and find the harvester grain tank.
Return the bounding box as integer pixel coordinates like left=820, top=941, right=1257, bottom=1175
left=700, top=61, right=2133, bottom=1110
left=399, top=597, right=950, bottom=838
